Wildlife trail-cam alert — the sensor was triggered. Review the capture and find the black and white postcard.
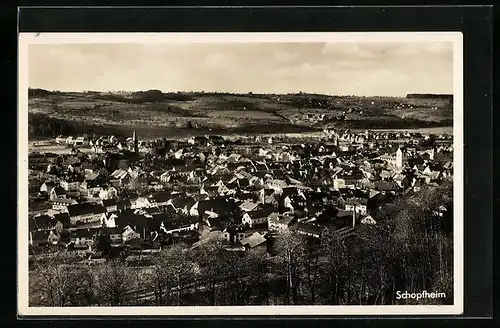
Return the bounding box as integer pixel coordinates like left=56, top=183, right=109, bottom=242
left=18, top=32, right=464, bottom=316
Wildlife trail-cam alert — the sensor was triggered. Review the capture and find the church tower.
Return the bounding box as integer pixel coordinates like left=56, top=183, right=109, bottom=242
left=132, top=129, right=138, bottom=153
left=429, top=147, right=435, bottom=160
left=396, top=146, right=405, bottom=168
left=333, top=132, right=339, bottom=147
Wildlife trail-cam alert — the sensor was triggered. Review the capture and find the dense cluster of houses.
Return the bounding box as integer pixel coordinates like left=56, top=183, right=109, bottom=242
left=27, top=128, right=453, bottom=260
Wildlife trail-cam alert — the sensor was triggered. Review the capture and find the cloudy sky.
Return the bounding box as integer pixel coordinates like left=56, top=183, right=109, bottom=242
left=29, top=42, right=453, bottom=96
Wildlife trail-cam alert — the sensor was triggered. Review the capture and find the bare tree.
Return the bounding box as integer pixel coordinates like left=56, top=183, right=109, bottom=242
left=154, top=245, right=197, bottom=306
left=273, top=231, right=305, bottom=305
left=192, top=242, right=232, bottom=306
left=29, top=254, right=82, bottom=307
left=94, top=260, right=134, bottom=306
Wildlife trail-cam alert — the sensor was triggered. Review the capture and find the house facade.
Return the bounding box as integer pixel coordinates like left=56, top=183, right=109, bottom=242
left=67, top=203, right=107, bottom=225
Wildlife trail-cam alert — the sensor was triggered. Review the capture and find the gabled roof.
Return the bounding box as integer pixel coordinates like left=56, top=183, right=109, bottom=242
left=117, top=209, right=148, bottom=230
left=207, top=216, right=233, bottom=230
left=239, top=200, right=259, bottom=212
left=198, top=197, right=238, bottom=214
left=269, top=214, right=294, bottom=225
left=54, top=213, right=71, bottom=227
left=240, top=232, right=267, bottom=248
left=345, top=197, right=368, bottom=206
left=429, top=171, right=441, bottom=180
left=170, top=196, right=196, bottom=209
left=85, top=172, right=100, bottom=181
left=330, top=214, right=356, bottom=230
left=294, top=222, right=325, bottom=235
left=52, top=198, right=78, bottom=205
left=31, top=215, right=58, bottom=231
left=51, top=186, right=66, bottom=196
left=443, top=161, right=453, bottom=169
left=162, top=216, right=198, bottom=231
left=102, top=199, right=118, bottom=207
left=31, top=230, right=51, bottom=241
left=71, top=229, right=95, bottom=238
left=67, top=203, right=106, bottom=217
left=246, top=206, right=279, bottom=219
left=374, top=180, right=399, bottom=191
left=110, top=169, right=129, bottom=179
left=150, top=191, right=171, bottom=203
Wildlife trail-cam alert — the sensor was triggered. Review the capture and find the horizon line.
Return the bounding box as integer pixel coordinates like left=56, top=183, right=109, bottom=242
left=28, top=87, right=454, bottom=98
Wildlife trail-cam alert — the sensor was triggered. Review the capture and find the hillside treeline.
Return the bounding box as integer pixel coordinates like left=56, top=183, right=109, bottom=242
left=28, top=88, right=53, bottom=98
left=324, top=118, right=454, bottom=130
left=28, top=113, right=78, bottom=137
left=95, top=90, right=194, bottom=104
left=406, top=94, right=453, bottom=101
left=28, top=113, right=127, bottom=138
left=29, top=181, right=453, bottom=307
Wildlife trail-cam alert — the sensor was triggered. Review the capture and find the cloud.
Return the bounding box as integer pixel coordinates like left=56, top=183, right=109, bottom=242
left=321, top=43, right=380, bottom=61
left=204, top=53, right=235, bottom=68
left=270, top=62, right=330, bottom=78
left=273, top=51, right=298, bottom=63
left=28, top=42, right=453, bottom=96
left=390, top=42, right=453, bottom=59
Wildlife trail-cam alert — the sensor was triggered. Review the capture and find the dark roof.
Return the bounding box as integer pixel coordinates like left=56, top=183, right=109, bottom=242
left=54, top=213, right=71, bottom=227
left=198, top=197, right=238, bottom=214
left=52, top=186, right=66, bottom=195
left=102, top=199, right=118, bottom=207
left=144, top=207, right=163, bottom=215
left=207, top=216, right=235, bottom=230
left=101, top=227, right=121, bottom=235
left=330, top=215, right=356, bottom=231
left=71, top=229, right=96, bottom=238
left=247, top=206, right=279, bottom=219
left=31, top=215, right=58, bottom=231
left=150, top=191, right=171, bottom=203
left=67, top=203, right=106, bottom=217
left=117, top=199, right=132, bottom=208
left=345, top=198, right=368, bottom=206
left=281, top=187, right=298, bottom=197
left=208, top=135, right=224, bottom=141
left=31, top=230, right=51, bottom=241
left=170, top=196, right=196, bottom=209
left=162, top=204, right=178, bottom=214
left=374, top=181, right=399, bottom=191
left=163, top=216, right=198, bottom=231
left=117, top=209, right=148, bottom=230
left=294, top=222, right=325, bottom=235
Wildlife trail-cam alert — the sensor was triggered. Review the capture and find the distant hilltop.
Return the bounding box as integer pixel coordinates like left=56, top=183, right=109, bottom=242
left=406, top=94, right=453, bottom=101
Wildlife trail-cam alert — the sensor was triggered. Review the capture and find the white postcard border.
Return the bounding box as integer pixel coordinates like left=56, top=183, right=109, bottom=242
left=18, top=31, right=464, bottom=316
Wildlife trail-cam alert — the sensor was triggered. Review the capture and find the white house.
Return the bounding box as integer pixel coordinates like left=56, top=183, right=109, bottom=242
left=268, top=214, right=294, bottom=232
left=60, top=179, right=80, bottom=192
left=189, top=201, right=199, bottom=217
left=99, top=186, right=118, bottom=200
left=122, top=225, right=141, bottom=242
left=160, top=218, right=199, bottom=234
left=102, top=213, right=118, bottom=228
left=284, top=196, right=294, bottom=212
left=242, top=209, right=278, bottom=228
left=67, top=203, right=107, bottom=225
left=344, top=198, right=368, bottom=215
left=131, top=197, right=152, bottom=209
left=361, top=215, right=376, bottom=225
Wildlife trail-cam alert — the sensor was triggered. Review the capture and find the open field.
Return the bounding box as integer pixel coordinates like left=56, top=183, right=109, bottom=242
left=28, top=89, right=453, bottom=139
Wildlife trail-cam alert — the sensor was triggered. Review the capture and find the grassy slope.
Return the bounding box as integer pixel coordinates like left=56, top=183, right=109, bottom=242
left=28, top=91, right=453, bottom=139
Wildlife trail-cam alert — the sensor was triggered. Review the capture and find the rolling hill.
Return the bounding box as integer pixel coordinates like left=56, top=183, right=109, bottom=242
left=27, top=89, right=453, bottom=139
